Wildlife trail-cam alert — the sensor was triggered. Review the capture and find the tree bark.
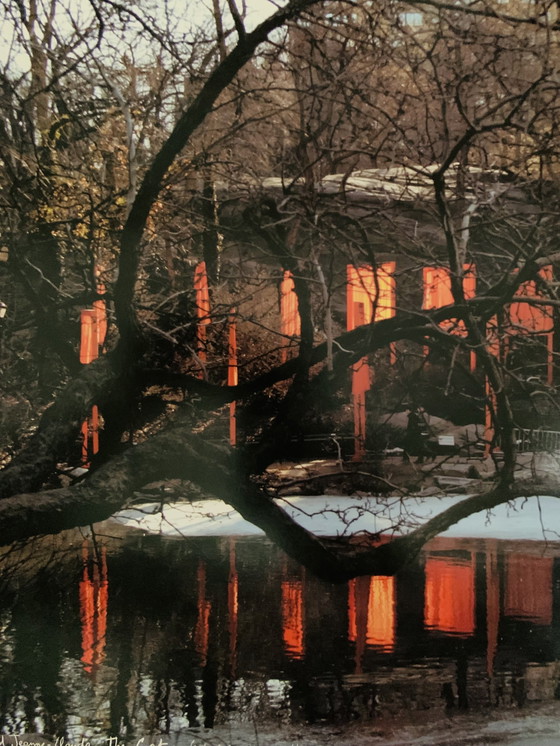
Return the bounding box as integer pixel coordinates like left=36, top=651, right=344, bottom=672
left=0, top=411, right=557, bottom=582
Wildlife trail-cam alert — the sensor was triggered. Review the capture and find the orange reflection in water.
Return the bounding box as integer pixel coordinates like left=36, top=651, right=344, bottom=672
left=79, top=543, right=108, bottom=675
left=486, top=544, right=500, bottom=677
left=366, top=576, right=396, bottom=650
left=348, top=574, right=396, bottom=672
left=348, top=576, right=366, bottom=643
left=281, top=580, right=305, bottom=660
left=195, top=563, right=211, bottom=666
left=228, top=312, right=238, bottom=446
left=504, top=554, right=553, bottom=625
left=228, top=541, right=239, bottom=675
left=424, top=554, right=475, bottom=637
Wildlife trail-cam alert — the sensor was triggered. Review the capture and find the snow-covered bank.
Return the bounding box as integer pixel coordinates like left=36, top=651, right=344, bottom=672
left=114, top=493, right=560, bottom=543
left=167, top=700, right=560, bottom=746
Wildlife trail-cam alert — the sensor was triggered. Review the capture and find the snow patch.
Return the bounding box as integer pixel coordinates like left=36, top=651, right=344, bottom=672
left=113, top=494, right=560, bottom=543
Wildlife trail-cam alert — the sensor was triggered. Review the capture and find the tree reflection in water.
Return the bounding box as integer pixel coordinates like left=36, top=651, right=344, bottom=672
left=0, top=530, right=557, bottom=738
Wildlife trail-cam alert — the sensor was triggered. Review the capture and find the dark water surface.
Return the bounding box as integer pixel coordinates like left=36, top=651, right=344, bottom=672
left=0, top=525, right=559, bottom=740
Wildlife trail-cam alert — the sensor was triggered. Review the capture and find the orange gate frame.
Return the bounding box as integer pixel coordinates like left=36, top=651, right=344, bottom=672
left=228, top=310, right=238, bottom=446
left=347, top=263, right=396, bottom=461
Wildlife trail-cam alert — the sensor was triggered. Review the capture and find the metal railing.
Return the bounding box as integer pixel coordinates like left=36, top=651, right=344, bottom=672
left=514, top=428, right=560, bottom=453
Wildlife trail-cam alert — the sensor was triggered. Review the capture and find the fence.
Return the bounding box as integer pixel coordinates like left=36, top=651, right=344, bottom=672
left=514, top=428, right=560, bottom=453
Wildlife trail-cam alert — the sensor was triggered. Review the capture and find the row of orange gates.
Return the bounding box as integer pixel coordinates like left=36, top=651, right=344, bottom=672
left=80, top=262, right=554, bottom=463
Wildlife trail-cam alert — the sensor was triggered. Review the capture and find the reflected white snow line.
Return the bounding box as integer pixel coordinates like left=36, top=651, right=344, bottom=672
left=113, top=494, right=560, bottom=542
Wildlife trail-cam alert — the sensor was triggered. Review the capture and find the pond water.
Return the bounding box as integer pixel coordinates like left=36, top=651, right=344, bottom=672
left=0, top=523, right=559, bottom=742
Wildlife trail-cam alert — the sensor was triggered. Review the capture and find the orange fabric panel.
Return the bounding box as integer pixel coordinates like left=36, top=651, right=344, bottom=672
left=81, top=303, right=106, bottom=362
left=93, top=300, right=107, bottom=349
left=509, top=265, right=553, bottom=334
left=347, top=263, right=395, bottom=330
left=347, top=265, right=368, bottom=331
left=81, top=404, right=100, bottom=465
left=194, top=262, right=210, bottom=371
left=352, top=359, right=370, bottom=395
left=194, top=261, right=211, bottom=322
left=424, top=554, right=475, bottom=637
left=353, top=392, right=367, bottom=461
left=510, top=292, right=552, bottom=332
left=352, top=302, right=371, bottom=395
left=374, top=262, right=396, bottom=321
left=504, top=554, right=553, bottom=625
left=280, top=270, right=301, bottom=363
left=80, top=310, right=98, bottom=364
left=281, top=579, right=305, bottom=660
left=423, top=265, right=476, bottom=308
left=280, top=270, right=301, bottom=339
left=423, top=267, right=454, bottom=310
left=422, top=265, right=476, bottom=335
